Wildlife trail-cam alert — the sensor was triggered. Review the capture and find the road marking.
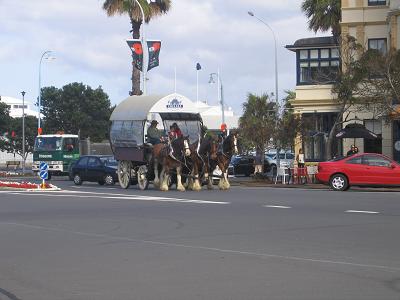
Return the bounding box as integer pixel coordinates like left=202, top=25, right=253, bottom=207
left=2, top=221, right=399, bottom=273
left=264, top=205, right=291, bottom=209
left=0, top=191, right=229, bottom=205
left=345, top=210, right=380, bottom=214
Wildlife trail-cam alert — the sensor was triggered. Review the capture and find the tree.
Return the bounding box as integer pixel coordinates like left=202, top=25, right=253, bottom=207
left=40, top=83, right=113, bottom=142
left=103, top=0, right=171, bottom=95
left=0, top=101, right=11, bottom=135
left=274, top=91, right=301, bottom=151
left=352, top=49, right=400, bottom=119
left=301, top=0, right=341, bottom=37
left=239, top=93, right=276, bottom=155
left=0, top=116, right=38, bottom=160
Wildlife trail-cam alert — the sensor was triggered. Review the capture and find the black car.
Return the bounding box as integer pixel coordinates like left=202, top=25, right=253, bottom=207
left=228, top=155, right=271, bottom=177
left=71, top=155, right=118, bottom=185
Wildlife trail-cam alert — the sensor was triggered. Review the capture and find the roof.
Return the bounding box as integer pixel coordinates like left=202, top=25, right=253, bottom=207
left=37, top=134, right=79, bottom=138
left=286, top=36, right=338, bottom=51
left=110, top=93, right=200, bottom=121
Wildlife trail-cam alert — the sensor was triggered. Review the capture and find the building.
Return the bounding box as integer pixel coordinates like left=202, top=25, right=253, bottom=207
left=286, top=37, right=341, bottom=161
left=0, top=95, right=37, bottom=118
left=195, top=101, right=239, bottom=131
left=0, top=95, right=36, bottom=166
left=287, top=0, right=400, bottom=162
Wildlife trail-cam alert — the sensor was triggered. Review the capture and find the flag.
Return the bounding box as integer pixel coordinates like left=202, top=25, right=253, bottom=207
left=127, top=39, right=143, bottom=71
left=196, top=63, right=201, bottom=70
left=147, top=40, right=161, bottom=71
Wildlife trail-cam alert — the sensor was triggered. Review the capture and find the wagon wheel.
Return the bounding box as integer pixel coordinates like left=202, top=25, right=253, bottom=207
left=118, top=160, right=131, bottom=189
left=137, top=165, right=149, bottom=190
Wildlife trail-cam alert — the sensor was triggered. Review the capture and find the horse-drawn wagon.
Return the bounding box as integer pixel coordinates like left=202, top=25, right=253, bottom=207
left=109, top=93, right=204, bottom=190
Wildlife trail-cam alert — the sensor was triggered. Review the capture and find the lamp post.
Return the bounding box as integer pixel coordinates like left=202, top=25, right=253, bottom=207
left=209, top=69, right=225, bottom=125
left=248, top=11, right=279, bottom=109
left=21, top=91, right=26, bottom=174
left=38, top=50, right=55, bottom=134
left=134, top=0, right=147, bottom=95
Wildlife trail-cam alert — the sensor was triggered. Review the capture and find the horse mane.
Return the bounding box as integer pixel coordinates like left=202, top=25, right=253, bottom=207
left=198, top=136, right=211, bottom=154
left=170, top=135, right=191, bottom=160
left=222, top=134, right=233, bottom=153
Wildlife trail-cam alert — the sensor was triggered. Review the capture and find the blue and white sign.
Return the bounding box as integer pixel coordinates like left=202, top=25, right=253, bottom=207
left=39, top=162, right=49, bottom=171
left=39, top=170, right=48, bottom=180
left=39, top=162, right=49, bottom=180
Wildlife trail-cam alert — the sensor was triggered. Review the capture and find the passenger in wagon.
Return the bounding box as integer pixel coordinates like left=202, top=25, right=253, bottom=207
left=147, top=120, right=163, bottom=145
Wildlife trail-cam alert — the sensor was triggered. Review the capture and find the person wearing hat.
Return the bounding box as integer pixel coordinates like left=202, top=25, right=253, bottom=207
left=147, top=120, right=163, bottom=145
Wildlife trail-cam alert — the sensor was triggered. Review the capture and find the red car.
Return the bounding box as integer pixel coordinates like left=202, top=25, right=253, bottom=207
left=316, top=153, right=400, bottom=191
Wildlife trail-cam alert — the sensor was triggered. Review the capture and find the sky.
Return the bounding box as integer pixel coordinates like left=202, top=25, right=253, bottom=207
left=0, top=0, right=327, bottom=114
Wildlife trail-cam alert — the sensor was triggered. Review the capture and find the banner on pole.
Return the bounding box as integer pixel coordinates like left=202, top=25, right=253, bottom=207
left=147, top=40, right=161, bottom=71
left=127, top=39, right=143, bottom=71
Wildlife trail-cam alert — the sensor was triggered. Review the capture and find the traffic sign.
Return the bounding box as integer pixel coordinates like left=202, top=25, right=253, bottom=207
left=39, top=162, right=48, bottom=171
left=39, top=170, right=48, bottom=180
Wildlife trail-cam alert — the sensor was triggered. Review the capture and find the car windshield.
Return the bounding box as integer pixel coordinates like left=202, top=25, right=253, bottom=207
left=34, top=137, right=62, bottom=151
left=330, top=155, right=346, bottom=161
left=100, top=157, right=117, bottom=167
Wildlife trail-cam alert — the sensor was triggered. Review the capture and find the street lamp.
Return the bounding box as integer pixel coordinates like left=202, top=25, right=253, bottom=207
left=134, top=0, right=148, bottom=95
left=209, top=69, right=225, bottom=125
left=248, top=11, right=279, bottom=108
left=20, top=91, right=26, bottom=174
left=38, top=50, right=55, bottom=134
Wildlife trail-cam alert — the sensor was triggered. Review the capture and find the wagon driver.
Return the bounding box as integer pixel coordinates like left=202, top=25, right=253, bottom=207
left=147, top=120, right=163, bottom=145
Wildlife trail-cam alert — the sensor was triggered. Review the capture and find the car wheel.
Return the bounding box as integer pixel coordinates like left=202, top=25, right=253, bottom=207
left=98, top=180, right=105, bottom=185
left=73, top=174, right=83, bottom=185
left=329, top=174, right=348, bottom=191
left=104, top=174, right=115, bottom=185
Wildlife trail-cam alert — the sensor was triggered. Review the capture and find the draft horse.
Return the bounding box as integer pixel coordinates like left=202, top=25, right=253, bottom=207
left=213, top=132, right=238, bottom=190
left=153, top=136, right=191, bottom=191
left=196, top=135, right=219, bottom=190
left=184, top=135, right=219, bottom=191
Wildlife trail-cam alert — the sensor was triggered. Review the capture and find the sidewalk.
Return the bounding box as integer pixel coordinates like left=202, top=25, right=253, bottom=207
left=230, top=177, right=400, bottom=192
left=231, top=177, right=327, bottom=189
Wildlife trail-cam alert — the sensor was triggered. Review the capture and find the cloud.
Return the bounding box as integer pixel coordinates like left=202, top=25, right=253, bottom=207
left=0, top=0, right=320, bottom=114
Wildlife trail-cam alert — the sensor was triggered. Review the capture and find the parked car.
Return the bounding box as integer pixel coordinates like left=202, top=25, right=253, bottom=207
left=228, top=155, right=271, bottom=177
left=265, top=152, right=295, bottom=169
left=71, top=155, right=118, bottom=185
left=316, top=153, right=400, bottom=191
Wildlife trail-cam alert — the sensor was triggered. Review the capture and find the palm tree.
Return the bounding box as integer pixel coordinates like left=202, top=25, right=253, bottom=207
left=301, top=0, right=341, bottom=37
left=103, top=0, right=171, bottom=95
left=239, top=93, right=276, bottom=155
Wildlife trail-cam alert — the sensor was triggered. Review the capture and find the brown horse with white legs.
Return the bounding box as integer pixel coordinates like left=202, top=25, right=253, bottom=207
left=213, top=132, right=238, bottom=190
left=184, top=139, right=203, bottom=191
left=196, top=136, right=219, bottom=190
left=157, top=136, right=191, bottom=191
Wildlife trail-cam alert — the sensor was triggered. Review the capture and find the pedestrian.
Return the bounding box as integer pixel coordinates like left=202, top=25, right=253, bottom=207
left=296, top=148, right=306, bottom=184
left=253, top=149, right=263, bottom=176
left=346, top=145, right=358, bottom=156
left=296, top=148, right=305, bottom=168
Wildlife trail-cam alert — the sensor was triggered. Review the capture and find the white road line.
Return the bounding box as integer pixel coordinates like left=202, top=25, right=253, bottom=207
left=2, top=221, right=399, bottom=273
left=345, top=210, right=380, bottom=214
left=264, top=205, right=291, bottom=209
left=0, top=191, right=229, bottom=205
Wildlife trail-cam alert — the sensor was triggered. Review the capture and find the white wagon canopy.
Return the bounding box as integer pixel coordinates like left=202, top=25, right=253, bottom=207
left=110, top=93, right=202, bottom=150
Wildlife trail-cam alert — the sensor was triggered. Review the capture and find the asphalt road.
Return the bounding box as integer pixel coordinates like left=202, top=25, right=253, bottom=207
left=1, top=179, right=400, bottom=300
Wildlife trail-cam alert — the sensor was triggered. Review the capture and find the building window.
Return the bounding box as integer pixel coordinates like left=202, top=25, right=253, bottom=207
left=364, top=119, right=382, bottom=154
left=368, top=38, right=387, bottom=54
left=368, top=0, right=386, bottom=6
left=297, top=48, right=340, bottom=85
left=301, top=112, right=341, bottom=161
